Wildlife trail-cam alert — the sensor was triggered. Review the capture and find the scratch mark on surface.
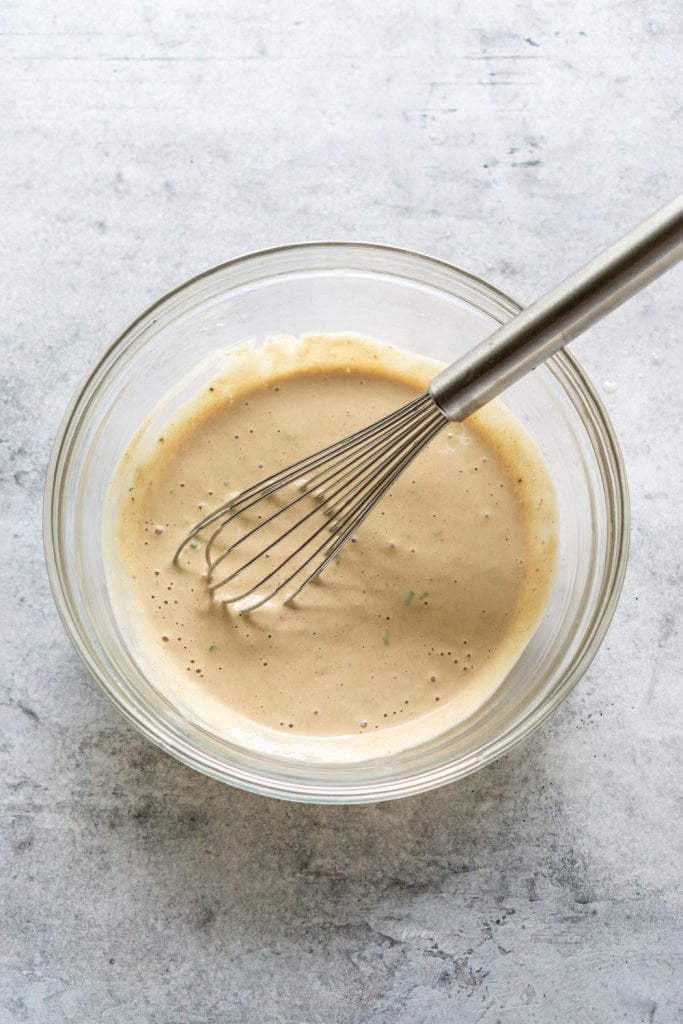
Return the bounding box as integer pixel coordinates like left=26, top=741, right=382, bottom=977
left=17, top=702, right=40, bottom=724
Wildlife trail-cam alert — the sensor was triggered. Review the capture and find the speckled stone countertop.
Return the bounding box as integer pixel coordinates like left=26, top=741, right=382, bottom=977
left=1, top=3, right=681, bottom=1021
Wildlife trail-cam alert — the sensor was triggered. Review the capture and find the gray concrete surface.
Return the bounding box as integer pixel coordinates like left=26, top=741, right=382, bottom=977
left=1, top=2, right=681, bottom=1021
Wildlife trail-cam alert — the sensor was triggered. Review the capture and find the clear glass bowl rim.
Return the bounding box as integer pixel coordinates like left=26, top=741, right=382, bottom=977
left=43, top=241, right=630, bottom=803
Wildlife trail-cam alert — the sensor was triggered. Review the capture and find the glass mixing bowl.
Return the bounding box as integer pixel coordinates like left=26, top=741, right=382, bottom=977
left=44, top=243, right=629, bottom=803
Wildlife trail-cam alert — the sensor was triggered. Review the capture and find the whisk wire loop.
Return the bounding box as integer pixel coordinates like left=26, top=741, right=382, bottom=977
left=217, top=402, right=446, bottom=610
left=206, top=393, right=443, bottom=576
left=209, top=397, right=446, bottom=603
left=173, top=392, right=448, bottom=609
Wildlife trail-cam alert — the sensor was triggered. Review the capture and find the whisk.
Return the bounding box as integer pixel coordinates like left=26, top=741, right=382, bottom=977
left=175, top=195, right=683, bottom=611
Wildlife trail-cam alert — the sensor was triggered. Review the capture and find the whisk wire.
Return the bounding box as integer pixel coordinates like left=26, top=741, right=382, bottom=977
left=174, top=392, right=448, bottom=609
left=206, top=392, right=443, bottom=577
left=174, top=393, right=433, bottom=565
left=212, top=402, right=446, bottom=608
left=213, top=402, right=447, bottom=610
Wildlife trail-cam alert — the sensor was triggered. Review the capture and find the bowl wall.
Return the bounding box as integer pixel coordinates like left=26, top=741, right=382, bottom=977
left=44, top=243, right=629, bottom=802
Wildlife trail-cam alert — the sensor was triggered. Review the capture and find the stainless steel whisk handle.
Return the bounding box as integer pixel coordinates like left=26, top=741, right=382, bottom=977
left=430, top=193, right=683, bottom=421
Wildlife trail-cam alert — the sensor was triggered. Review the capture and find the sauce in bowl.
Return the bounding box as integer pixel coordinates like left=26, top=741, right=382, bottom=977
left=106, top=333, right=558, bottom=761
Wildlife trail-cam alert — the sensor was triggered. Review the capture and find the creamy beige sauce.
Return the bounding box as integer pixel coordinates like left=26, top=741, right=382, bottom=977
left=106, top=334, right=557, bottom=761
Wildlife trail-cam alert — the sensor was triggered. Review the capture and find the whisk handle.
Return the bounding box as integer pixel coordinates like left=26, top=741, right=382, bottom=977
left=430, top=193, right=683, bottom=421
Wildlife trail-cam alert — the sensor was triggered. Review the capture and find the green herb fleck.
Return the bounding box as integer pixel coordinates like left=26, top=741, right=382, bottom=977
left=383, top=628, right=391, bottom=646
left=190, top=539, right=199, bottom=549
left=419, top=591, right=430, bottom=600
left=208, top=642, right=216, bottom=652
left=404, top=590, right=415, bottom=606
